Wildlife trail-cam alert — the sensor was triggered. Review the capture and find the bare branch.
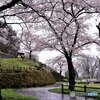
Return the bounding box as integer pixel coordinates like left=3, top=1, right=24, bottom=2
left=75, top=41, right=100, bottom=50
left=61, top=0, right=73, bottom=17
left=0, top=0, right=21, bottom=12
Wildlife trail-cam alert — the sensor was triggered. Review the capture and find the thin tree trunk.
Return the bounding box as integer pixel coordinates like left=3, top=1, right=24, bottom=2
left=60, top=70, right=62, bottom=76
left=67, top=56, right=76, bottom=91
left=29, top=50, right=32, bottom=60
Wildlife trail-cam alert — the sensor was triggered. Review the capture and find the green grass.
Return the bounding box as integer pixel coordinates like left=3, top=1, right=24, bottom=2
left=75, top=83, right=100, bottom=88
left=1, top=89, right=38, bottom=100
left=0, top=58, right=38, bottom=69
left=49, top=88, right=70, bottom=94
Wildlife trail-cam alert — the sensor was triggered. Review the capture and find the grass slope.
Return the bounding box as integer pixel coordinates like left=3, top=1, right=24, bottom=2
left=0, top=58, right=38, bottom=69
left=0, top=58, right=55, bottom=88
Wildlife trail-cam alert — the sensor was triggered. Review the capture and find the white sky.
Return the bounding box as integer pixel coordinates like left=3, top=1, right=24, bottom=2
left=38, top=50, right=61, bottom=63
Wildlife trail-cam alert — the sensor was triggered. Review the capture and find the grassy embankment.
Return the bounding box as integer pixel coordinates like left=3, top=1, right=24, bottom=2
left=0, top=58, right=38, bottom=69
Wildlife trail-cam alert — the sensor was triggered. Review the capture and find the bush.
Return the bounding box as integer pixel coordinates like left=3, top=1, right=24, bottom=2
left=0, top=70, right=55, bottom=89
left=51, top=71, right=64, bottom=81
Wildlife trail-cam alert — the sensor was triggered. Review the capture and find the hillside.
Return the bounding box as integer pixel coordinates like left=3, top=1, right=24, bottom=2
left=0, top=58, right=56, bottom=88
left=0, top=58, right=64, bottom=88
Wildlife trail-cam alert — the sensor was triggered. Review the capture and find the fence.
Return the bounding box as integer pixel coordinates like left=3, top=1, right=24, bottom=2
left=61, top=84, right=100, bottom=97
left=0, top=66, right=35, bottom=73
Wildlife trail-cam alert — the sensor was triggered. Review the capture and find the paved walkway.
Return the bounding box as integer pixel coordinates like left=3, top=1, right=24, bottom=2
left=15, top=85, right=95, bottom=100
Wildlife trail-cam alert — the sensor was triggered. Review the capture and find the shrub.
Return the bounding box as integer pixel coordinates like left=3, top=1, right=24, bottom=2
left=51, top=71, right=64, bottom=81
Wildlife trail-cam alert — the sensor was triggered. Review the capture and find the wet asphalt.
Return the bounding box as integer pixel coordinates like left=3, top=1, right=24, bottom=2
left=15, top=85, right=95, bottom=100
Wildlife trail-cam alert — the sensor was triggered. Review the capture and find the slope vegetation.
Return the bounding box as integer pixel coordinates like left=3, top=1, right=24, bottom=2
left=0, top=58, right=55, bottom=88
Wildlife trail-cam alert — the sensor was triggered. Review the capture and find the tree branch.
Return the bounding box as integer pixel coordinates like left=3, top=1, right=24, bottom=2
left=72, top=20, right=80, bottom=48
left=61, top=0, right=73, bottom=17
left=0, top=0, right=21, bottom=12
left=75, top=41, right=100, bottom=50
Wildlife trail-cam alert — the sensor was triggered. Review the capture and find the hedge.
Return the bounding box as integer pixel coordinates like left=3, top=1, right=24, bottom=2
left=0, top=70, right=55, bottom=89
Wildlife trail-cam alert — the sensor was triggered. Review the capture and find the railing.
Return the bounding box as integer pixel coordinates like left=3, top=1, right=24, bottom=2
left=0, top=66, right=35, bottom=73
left=61, top=84, right=100, bottom=97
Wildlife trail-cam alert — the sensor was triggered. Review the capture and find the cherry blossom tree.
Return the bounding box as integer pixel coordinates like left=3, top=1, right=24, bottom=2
left=23, top=0, right=100, bottom=90
left=20, top=31, right=39, bottom=60
left=1, top=0, right=100, bottom=91
left=15, top=0, right=100, bottom=91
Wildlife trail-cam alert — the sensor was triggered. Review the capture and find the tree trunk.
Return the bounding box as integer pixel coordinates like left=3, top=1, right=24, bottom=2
left=67, top=57, right=76, bottom=91
left=29, top=51, right=32, bottom=60
left=60, top=70, right=62, bottom=76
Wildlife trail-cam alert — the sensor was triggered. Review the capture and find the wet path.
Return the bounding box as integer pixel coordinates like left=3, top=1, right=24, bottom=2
left=15, top=86, right=95, bottom=100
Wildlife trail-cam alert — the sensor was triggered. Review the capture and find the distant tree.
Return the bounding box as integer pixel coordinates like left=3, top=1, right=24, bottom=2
left=21, top=31, right=39, bottom=60
left=0, top=25, right=20, bottom=57
left=46, top=56, right=67, bottom=76
left=76, top=55, right=100, bottom=79
left=95, top=57, right=100, bottom=79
